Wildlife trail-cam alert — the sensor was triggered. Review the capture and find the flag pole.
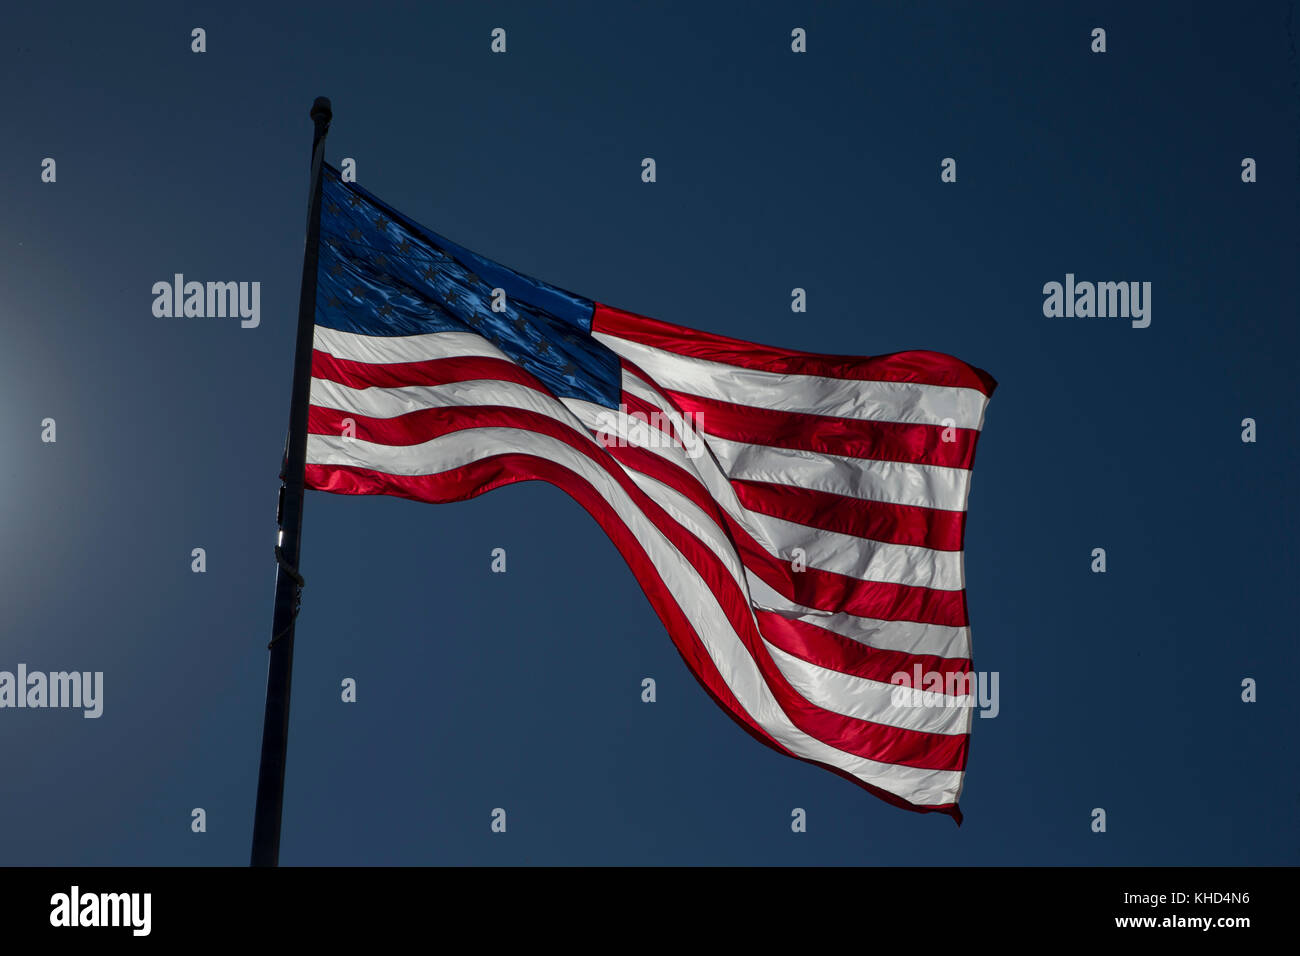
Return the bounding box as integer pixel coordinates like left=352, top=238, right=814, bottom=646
left=250, top=96, right=332, bottom=867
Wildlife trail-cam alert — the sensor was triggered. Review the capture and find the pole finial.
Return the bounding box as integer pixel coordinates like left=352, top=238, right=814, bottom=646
left=310, top=96, right=332, bottom=126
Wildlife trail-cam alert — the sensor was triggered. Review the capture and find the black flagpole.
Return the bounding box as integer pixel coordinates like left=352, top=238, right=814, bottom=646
left=251, top=96, right=332, bottom=867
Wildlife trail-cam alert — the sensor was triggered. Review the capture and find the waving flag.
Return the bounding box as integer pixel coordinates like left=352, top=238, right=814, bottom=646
left=305, top=164, right=996, bottom=821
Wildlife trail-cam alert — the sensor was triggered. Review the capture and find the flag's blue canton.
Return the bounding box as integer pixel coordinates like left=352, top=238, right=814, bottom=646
left=315, top=165, right=622, bottom=409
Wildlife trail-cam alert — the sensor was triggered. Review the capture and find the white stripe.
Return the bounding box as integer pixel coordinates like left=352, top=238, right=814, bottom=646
left=310, top=376, right=593, bottom=442
left=765, top=642, right=973, bottom=736
left=707, top=434, right=972, bottom=515
left=595, top=332, right=988, bottom=431
left=739, top=509, right=962, bottom=592
left=314, top=326, right=506, bottom=365
left=746, top=576, right=972, bottom=661
left=307, top=427, right=964, bottom=806
left=706, top=434, right=971, bottom=513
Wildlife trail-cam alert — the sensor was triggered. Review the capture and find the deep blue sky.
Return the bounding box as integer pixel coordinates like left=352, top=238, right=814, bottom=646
left=2, top=1, right=1296, bottom=865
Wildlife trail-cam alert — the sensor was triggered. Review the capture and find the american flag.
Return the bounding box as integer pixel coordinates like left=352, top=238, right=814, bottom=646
left=305, top=164, right=996, bottom=821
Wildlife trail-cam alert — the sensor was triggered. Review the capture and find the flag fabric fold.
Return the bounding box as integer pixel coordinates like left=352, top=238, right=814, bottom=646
left=306, top=163, right=996, bottom=821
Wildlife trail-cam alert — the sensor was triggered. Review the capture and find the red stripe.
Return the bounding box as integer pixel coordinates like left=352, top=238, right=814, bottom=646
left=307, top=456, right=962, bottom=818
left=312, top=350, right=545, bottom=393
left=594, top=303, right=997, bottom=396
left=733, top=480, right=966, bottom=553
left=662, top=388, right=977, bottom=469
left=308, top=408, right=969, bottom=771
left=756, top=612, right=971, bottom=682
left=738, top=522, right=966, bottom=627
left=309, top=402, right=566, bottom=447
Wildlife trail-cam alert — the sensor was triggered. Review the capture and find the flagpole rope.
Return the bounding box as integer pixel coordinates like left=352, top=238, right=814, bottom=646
left=267, top=546, right=305, bottom=648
